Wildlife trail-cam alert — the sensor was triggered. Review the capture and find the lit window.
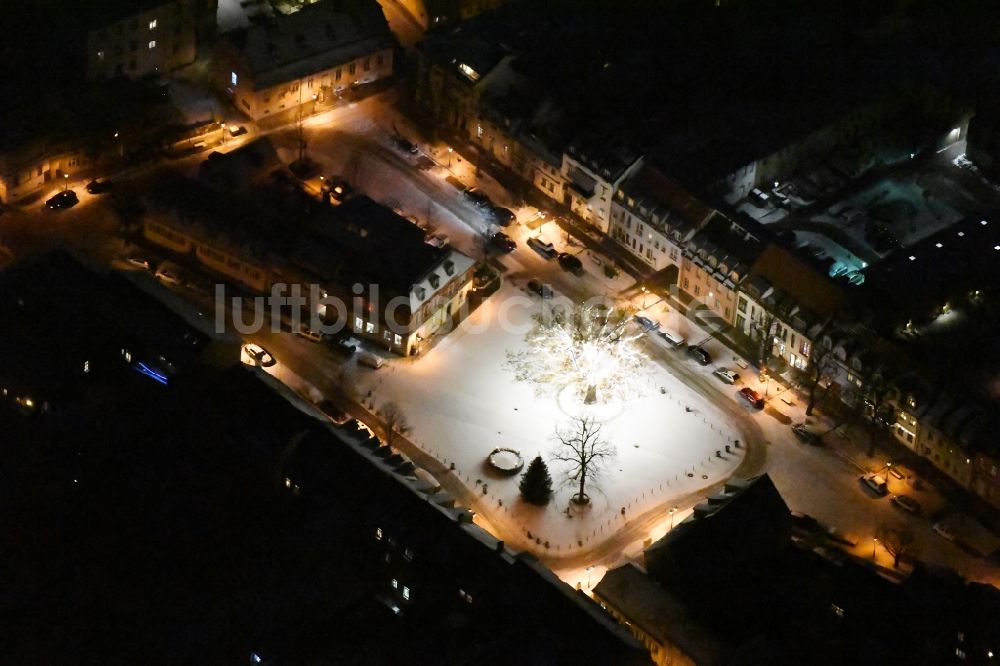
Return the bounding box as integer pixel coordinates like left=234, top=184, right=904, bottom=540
left=908, top=255, right=916, bottom=261
left=148, top=40, right=156, bottom=49
left=375, top=527, right=382, bottom=541
left=354, top=316, right=363, bottom=331
left=402, top=586, right=410, bottom=600
left=477, top=125, right=483, bottom=139
left=97, top=50, right=105, bottom=61
left=403, top=547, right=413, bottom=562
left=365, top=321, right=375, bottom=334
left=391, top=579, right=398, bottom=589
left=394, top=334, right=402, bottom=346
left=149, top=19, right=157, bottom=30
left=122, top=349, right=132, bottom=363
left=231, top=71, right=238, bottom=87
left=935, top=242, right=943, bottom=248
left=83, top=360, right=90, bottom=374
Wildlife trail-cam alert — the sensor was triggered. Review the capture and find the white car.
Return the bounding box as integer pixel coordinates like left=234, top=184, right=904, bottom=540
left=713, top=368, right=740, bottom=384
left=126, top=257, right=151, bottom=271
left=155, top=264, right=182, bottom=286
left=243, top=343, right=276, bottom=367
left=933, top=522, right=957, bottom=542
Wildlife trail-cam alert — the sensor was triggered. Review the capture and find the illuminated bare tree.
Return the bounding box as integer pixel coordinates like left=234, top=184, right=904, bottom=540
left=506, top=302, right=645, bottom=405
left=551, top=415, right=616, bottom=505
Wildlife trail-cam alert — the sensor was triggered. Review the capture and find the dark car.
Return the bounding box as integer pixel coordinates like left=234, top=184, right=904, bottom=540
left=557, top=252, right=583, bottom=272
left=489, top=206, right=516, bottom=226
left=791, top=423, right=821, bottom=445
left=394, top=136, right=419, bottom=154
left=333, top=336, right=362, bottom=355
left=229, top=125, right=248, bottom=137
left=46, top=190, right=79, bottom=210
left=738, top=387, right=765, bottom=409
left=463, top=188, right=492, bottom=208
left=687, top=345, right=712, bottom=365
left=316, top=399, right=351, bottom=425
left=86, top=179, right=113, bottom=194
left=527, top=279, right=553, bottom=298
left=491, top=232, right=516, bottom=253
left=891, top=494, right=921, bottom=515
left=633, top=315, right=659, bottom=332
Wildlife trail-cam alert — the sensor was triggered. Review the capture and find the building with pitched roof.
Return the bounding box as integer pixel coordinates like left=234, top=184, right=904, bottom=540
left=609, top=164, right=717, bottom=273
left=216, top=0, right=394, bottom=121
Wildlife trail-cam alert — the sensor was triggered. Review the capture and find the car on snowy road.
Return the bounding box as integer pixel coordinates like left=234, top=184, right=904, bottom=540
left=738, top=387, right=765, bottom=409
left=713, top=368, right=740, bottom=384
left=527, top=279, right=553, bottom=298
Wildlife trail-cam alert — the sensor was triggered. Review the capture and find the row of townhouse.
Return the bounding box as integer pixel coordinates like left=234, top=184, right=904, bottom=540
left=414, top=40, right=644, bottom=236
left=598, top=161, right=1000, bottom=510
left=413, top=20, right=1000, bottom=511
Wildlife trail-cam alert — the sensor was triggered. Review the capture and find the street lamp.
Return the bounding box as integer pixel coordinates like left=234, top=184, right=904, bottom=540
left=640, top=286, right=649, bottom=309
left=312, top=93, right=318, bottom=115
left=447, top=147, right=453, bottom=168
left=63, top=173, right=69, bottom=192
left=872, top=537, right=878, bottom=561
left=884, top=461, right=893, bottom=490
left=669, top=506, right=677, bottom=529
left=586, top=565, right=594, bottom=588
left=220, top=122, right=227, bottom=145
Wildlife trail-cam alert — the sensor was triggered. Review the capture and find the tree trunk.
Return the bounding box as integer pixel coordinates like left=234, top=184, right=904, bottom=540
left=584, top=384, right=597, bottom=405
left=576, top=468, right=588, bottom=504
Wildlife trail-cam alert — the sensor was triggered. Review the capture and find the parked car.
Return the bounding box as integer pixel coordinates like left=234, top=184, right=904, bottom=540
left=738, top=387, right=765, bottom=409
left=658, top=328, right=685, bottom=348
left=890, top=494, right=921, bottom=515
left=557, top=252, right=583, bottom=272
left=526, top=237, right=558, bottom=259
left=687, top=345, right=712, bottom=365
left=334, top=336, right=361, bottom=355
left=46, top=190, right=78, bottom=210
left=126, top=257, right=152, bottom=271
left=491, top=232, right=516, bottom=253
left=791, top=423, right=821, bottom=445
left=154, top=263, right=182, bottom=286
left=243, top=343, right=276, bottom=367
left=526, top=279, right=553, bottom=298
left=322, top=177, right=352, bottom=202
left=229, top=125, right=248, bottom=137
left=933, top=521, right=957, bottom=541
left=463, top=187, right=492, bottom=208
left=393, top=136, right=419, bottom=154
left=633, top=315, right=659, bottom=332
left=859, top=472, right=889, bottom=497
left=357, top=351, right=384, bottom=369
left=488, top=206, right=516, bottom=226
left=297, top=326, right=325, bottom=343
left=425, top=233, right=449, bottom=248
left=316, top=399, right=351, bottom=425
left=86, top=179, right=113, bottom=194
left=713, top=368, right=740, bottom=384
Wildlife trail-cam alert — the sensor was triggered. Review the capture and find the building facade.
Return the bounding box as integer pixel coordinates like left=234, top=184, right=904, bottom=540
left=216, top=0, right=394, bottom=121
left=609, top=165, right=715, bottom=273
left=85, top=0, right=210, bottom=80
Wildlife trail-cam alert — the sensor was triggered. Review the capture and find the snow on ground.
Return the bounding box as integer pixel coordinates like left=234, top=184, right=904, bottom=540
left=345, top=282, right=743, bottom=556
left=816, top=171, right=964, bottom=252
